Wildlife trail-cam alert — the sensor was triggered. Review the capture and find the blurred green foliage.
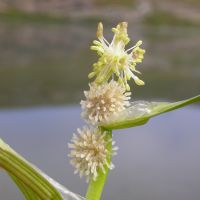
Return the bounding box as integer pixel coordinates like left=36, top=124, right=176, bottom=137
left=0, top=6, right=199, bottom=107
left=144, top=11, right=200, bottom=27
left=94, top=0, right=135, bottom=7
left=167, top=0, right=200, bottom=6
left=0, top=10, right=68, bottom=24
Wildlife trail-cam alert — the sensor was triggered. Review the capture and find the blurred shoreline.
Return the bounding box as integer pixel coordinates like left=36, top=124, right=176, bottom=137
left=0, top=0, right=199, bottom=108
left=0, top=0, right=200, bottom=23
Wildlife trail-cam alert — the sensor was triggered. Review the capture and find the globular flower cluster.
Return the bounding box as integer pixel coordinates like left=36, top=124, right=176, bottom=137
left=68, top=127, right=118, bottom=182
left=81, top=80, right=131, bottom=125
left=68, top=22, right=145, bottom=182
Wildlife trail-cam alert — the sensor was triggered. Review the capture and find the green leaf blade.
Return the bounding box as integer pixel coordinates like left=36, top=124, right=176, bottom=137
left=10, top=173, right=41, bottom=200
left=0, top=142, right=62, bottom=200
left=0, top=138, right=85, bottom=200
left=101, top=95, right=200, bottom=130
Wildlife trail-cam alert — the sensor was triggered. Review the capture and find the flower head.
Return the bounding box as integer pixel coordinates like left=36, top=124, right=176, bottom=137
left=81, top=80, right=131, bottom=125
left=89, top=22, right=145, bottom=90
left=68, top=127, right=118, bottom=181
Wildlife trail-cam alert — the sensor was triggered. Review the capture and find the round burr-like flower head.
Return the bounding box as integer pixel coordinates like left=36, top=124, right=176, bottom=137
left=68, top=127, right=118, bottom=182
left=81, top=80, right=131, bottom=125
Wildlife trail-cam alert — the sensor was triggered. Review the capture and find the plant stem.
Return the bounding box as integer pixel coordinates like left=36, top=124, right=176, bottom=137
left=85, top=128, right=112, bottom=200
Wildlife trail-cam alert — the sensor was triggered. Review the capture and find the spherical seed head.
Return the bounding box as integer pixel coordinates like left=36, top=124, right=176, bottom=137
left=68, top=127, right=117, bottom=182
left=81, top=80, right=131, bottom=125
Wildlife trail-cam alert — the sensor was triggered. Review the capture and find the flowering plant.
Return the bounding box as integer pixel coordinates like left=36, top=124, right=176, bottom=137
left=0, top=22, right=199, bottom=200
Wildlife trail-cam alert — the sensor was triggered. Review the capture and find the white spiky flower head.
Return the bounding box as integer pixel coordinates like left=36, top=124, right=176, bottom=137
left=68, top=126, right=118, bottom=182
left=81, top=80, right=131, bottom=125
left=89, top=22, right=145, bottom=91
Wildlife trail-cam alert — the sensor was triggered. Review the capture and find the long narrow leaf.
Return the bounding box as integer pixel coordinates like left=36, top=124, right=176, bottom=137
left=101, top=95, right=200, bottom=130
left=0, top=138, right=85, bottom=200
left=0, top=138, right=62, bottom=200
left=10, top=173, right=41, bottom=200
left=33, top=165, right=85, bottom=200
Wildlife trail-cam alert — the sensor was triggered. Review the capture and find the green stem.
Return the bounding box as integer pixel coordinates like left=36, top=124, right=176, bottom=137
left=85, top=128, right=112, bottom=200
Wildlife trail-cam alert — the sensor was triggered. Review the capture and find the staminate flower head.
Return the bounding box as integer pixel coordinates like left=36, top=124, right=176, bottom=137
left=89, top=22, right=145, bottom=91
left=68, top=127, right=118, bottom=182
left=81, top=80, right=131, bottom=125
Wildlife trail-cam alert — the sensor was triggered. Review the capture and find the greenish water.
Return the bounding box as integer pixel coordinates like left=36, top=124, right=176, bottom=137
left=0, top=19, right=199, bottom=107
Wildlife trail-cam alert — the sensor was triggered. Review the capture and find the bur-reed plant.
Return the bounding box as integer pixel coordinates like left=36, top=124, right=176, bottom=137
left=0, top=21, right=200, bottom=200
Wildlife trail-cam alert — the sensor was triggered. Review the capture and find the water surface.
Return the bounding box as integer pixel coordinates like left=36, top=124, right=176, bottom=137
left=0, top=105, right=199, bottom=200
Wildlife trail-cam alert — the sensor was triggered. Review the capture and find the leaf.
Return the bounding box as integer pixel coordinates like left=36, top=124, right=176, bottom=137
left=101, top=95, right=200, bottom=130
left=10, top=174, right=41, bottom=200
left=0, top=138, right=85, bottom=200
left=33, top=165, right=85, bottom=200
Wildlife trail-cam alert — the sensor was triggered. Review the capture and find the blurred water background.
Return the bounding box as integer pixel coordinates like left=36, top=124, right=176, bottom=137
left=0, top=0, right=200, bottom=199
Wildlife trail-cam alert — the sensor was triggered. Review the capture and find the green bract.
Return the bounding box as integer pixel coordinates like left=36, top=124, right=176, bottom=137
left=101, top=95, right=200, bottom=130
